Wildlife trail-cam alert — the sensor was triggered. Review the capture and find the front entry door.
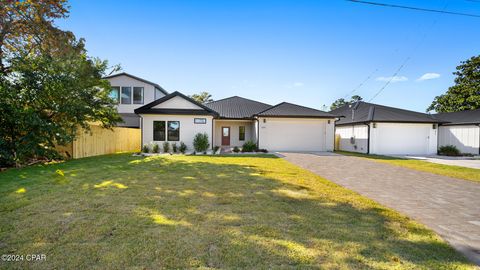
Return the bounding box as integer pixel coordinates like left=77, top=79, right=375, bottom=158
left=221, top=127, right=230, bottom=146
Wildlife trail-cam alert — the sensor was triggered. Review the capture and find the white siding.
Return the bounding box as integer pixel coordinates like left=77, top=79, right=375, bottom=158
left=213, top=120, right=255, bottom=148
left=439, top=125, right=480, bottom=155
left=335, top=124, right=369, bottom=153
left=107, top=75, right=165, bottom=113
left=140, top=114, right=213, bottom=151
left=258, top=117, right=334, bottom=152
left=152, top=96, right=202, bottom=110
left=370, top=123, right=437, bottom=155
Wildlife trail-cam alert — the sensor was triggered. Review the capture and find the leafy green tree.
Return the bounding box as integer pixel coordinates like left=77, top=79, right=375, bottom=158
left=0, top=1, right=120, bottom=166
left=190, top=91, right=213, bottom=104
left=330, top=95, right=363, bottom=110
left=427, top=55, right=480, bottom=112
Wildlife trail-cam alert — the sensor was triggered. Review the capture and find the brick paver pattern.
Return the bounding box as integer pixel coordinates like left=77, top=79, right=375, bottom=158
left=280, top=152, right=480, bottom=265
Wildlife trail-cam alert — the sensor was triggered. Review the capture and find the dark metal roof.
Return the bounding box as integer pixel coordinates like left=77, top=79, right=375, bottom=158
left=434, top=109, right=480, bottom=126
left=134, top=91, right=218, bottom=115
left=256, top=102, right=337, bottom=118
left=104, top=72, right=168, bottom=95
left=331, top=101, right=444, bottom=125
left=117, top=113, right=140, bottom=128
left=205, top=96, right=271, bottom=119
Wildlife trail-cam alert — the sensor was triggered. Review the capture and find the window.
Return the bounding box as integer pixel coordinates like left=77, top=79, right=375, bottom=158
left=194, top=118, right=207, bottom=124
left=153, top=121, right=166, bottom=141
left=133, top=87, right=144, bottom=104
left=168, top=121, right=180, bottom=141
left=109, top=87, right=120, bottom=103
left=239, top=126, right=245, bottom=141
left=121, top=87, right=132, bottom=104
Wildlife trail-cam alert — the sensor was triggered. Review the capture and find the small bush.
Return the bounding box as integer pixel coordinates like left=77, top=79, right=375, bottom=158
left=163, top=141, right=170, bottom=153
left=213, top=146, right=220, bottom=153
left=438, top=145, right=460, bottom=156
left=193, top=133, right=210, bottom=152
left=172, top=143, right=178, bottom=153
left=152, top=143, right=160, bottom=153
left=179, top=142, right=187, bottom=154
left=257, top=148, right=268, bottom=153
left=142, top=145, right=149, bottom=153
left=241, top=140, right=257, bottom=152
left=233, top=146, right=240, bottom=153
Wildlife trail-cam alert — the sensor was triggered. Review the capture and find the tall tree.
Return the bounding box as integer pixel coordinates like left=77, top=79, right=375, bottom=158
left=330, top=95, right=363, bottom=110
left=190, top=91, right=213, bottom=104
left=427, top=55, right=480, bottom=113
left=0, top=1, right=120, bottom=167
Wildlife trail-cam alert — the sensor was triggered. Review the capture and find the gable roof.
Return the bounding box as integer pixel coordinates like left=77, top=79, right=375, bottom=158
left=205, top=96, right=271, bottom=119
left=434, top=109, right=480, bottom=126
left=256, top=102, right=336, bottom=118
left=104, top=72, right=168, bottom=95
left=331, top=101, right=444, bottom=125
left=134, top=91, right=218, bottom=116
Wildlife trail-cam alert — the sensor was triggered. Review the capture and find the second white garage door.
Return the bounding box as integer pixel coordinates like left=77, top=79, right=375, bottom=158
left=257, top=117, right=334, bottom=152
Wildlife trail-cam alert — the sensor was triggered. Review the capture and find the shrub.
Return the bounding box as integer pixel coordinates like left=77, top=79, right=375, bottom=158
left=233, top=146, right=240, bottom=153
left=142, top=145, right=149, bottom=153
left=179, top=142, right=187, bottom=154
left=172, top=143, right=178, bottom=153
left=152, top=143, right=160, bottom=153
left=193, top=133, right=210, bottom=152
left=257, top=148, right=268, bottom=153
left=213, top=146, right=220, bottom=154
left=438, top=145, right=460, bottom=156
left=163, top=141, right=170, bottom=153
left=241, top=140, right=257, bottom=152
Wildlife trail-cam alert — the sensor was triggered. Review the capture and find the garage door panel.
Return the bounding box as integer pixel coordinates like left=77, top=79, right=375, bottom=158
left=372, top=123, right=431, bottom=155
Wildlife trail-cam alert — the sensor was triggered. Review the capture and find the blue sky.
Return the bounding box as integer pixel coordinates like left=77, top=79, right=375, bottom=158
left=58, top=0, right=480, bottom=112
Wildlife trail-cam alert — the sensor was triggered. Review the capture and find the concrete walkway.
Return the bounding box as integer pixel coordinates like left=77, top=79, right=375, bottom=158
left=280, top=152, right=480, bottom=265
left=399, top=155, right=480, bottom=169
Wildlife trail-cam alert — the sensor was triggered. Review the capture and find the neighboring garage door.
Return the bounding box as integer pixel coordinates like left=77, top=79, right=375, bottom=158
left=370, top=123, right=434, bottom=155
left=258, top=118, right=328, bottom=151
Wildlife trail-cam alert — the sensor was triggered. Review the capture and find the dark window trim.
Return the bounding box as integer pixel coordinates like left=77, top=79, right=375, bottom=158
left=239, top=126, right=245, bottom=141
left=133, top=87, right=144, bottom=104
left=110, top=86, right=120, bottom=104
left=194, top=118, right=207, bottom=124
left=153, top=121, right=166, bottom=141
left=167, top=121, right=180, bottom=141
left=121, top=86, right=132, bottom=104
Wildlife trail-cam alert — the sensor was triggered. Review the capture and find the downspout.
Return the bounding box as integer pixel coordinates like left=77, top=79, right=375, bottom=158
left=211, top=117, right=215, bottom=150
left=255, top=117, right=260, bottom=149
left=478, top=124, right=480, bottom=155
left=365, top=122, right=370, bottom=154
left=140, top=116, right=143, bottom=150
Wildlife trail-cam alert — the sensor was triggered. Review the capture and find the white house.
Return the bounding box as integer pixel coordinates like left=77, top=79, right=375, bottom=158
left=435, top=109, right=480, bottom=155
left=133, top=91, right=337, bottom=152
left=104, top=72, right=168, bottom=127
left=331, top=102, right=443, bottom=155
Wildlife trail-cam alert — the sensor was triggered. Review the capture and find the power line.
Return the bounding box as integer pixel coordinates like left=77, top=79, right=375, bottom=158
left=347, top=0, right=480, bottom=18
left=343, top=68, right=378, bottom=99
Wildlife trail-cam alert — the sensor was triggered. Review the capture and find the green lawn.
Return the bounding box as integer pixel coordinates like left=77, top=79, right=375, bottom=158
left=0, top=154, right=474, bottom=269
left=336, top=151, right=480, bottom=183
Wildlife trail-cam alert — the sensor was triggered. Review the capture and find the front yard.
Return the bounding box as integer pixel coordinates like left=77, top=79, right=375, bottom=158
left=0, top=154, right=474, bottom=269
left=336, top=151, right=480, bottom=183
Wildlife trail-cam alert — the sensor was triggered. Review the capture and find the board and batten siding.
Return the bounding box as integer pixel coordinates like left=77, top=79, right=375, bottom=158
left=141, top=114, right=213, bottom=151
left=335, top=124, right=369, bottom=153
left=439, top=125, right=480, bottom=155
left=257, top=117, right=334, bottom=152
left=370, top=123, right=437, bottom=155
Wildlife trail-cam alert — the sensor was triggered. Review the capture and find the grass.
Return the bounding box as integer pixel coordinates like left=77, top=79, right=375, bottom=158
left=0, top=154, right=474, bottom=269
left=336, top=151, right=480, bottom=183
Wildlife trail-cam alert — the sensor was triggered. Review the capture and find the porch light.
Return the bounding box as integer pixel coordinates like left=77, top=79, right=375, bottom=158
left=372, top=123, right=376, bottom=128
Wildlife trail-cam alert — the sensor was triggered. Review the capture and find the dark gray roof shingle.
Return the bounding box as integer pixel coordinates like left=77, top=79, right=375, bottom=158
left=331, top=101, right=443, bottom=125
left=205, top=96, right=271, bottom=119
left=256, top=102, right=336, bottom=118
left=117, top=113, right=140, bottom=128
left=434, top=109, right=480, bottom=125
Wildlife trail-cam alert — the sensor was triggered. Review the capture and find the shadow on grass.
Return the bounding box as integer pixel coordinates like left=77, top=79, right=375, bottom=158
left=0, top=153, right=472, bottom=269
left=335, top=150, right=407, bottom=160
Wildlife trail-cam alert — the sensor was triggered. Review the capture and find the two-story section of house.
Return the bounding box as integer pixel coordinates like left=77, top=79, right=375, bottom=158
left=104, top=72, right=169, bottom=128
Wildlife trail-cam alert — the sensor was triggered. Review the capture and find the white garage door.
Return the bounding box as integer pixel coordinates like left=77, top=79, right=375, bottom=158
left=259, top=118, right=328, bottom=151
left=371, top=123, right=434, bottom=155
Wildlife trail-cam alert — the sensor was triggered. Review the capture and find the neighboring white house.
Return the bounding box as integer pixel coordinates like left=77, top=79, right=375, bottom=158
left=134, top=92, right=338, bottom=152
left=331, top=102, right=442, bottom=155
left=435, top=109, right=480, bottom=155
left=104, top=72, right=168, bottom=127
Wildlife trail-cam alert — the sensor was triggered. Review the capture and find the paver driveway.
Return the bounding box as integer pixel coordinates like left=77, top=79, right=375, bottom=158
left=280, top=152, right=480, bottom=265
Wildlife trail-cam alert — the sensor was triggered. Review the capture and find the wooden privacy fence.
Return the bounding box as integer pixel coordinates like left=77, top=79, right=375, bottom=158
left=56, top=125, right=141, bottom=159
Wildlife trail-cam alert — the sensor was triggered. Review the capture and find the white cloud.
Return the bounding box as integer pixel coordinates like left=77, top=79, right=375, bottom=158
left=417, top=73, right=440, bottom=81
left=293, top=82, right=304, bottom=87
left=375, top=76, right=408, bottom=83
